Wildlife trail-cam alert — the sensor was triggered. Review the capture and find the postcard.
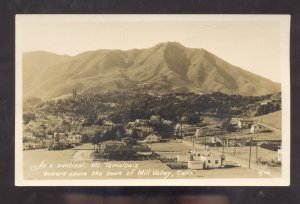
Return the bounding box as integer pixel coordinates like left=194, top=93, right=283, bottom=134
left=15, top=14, right=290, bottom=186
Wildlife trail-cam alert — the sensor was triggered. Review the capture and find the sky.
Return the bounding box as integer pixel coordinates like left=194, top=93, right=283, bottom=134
left=17, top=15, right=287, bottom=82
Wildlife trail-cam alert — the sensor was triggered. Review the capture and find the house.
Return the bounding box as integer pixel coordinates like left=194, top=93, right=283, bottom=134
left=23, top=132, right=35, bottom=140
left=67, top=134, right=83, bottom=144
left=103, top=120, right=115, bottom=126
left=144, top=133, right=160, bottom=143
left=23, top=142, right=44, bottom=150
left=250, top=124, right=268, bottom=133
left=187, top=151, right=223, bottom=169
left=175, top=124, right=198, bottom=136
left=134, top=119, right=149, bottom=126
left=54, top=132, right=67, bottom=142
left=277, top=148, right=282, bottom=162
left=43, top=138, right=55, bottom=148
left=162, top=120, right=174, bottom=126
left=238, top=119, right=254, bottom=129
left=149, top=115, right=161, bottom=124
left=203, top=154, right=223, bottom=169
left=195, top=127, right=225, bottom=137
left=231, top=117, right=244, bottom=124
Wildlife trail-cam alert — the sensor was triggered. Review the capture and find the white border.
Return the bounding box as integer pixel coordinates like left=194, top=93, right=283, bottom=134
left=15, top=14, right=290, bottom=186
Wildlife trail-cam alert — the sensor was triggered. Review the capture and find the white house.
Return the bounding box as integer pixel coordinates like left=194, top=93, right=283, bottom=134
left=250, top=124, right=268, bottom=133
left=238, top=119, right=254, bottom=129
left=67, top=134, right=83, bottom=144
left=149, top=115, right=161, bottom=124
left=203, top=154, right=223, bottom=169
left=144, top=133, right=160, bottom=143
left=187, top=151, right=223, bottom=170
left=231, top=117, right=244, bottom=124
left=277, top=148, right=282, bottom=162
left=23, top=132, right=35, bottom=140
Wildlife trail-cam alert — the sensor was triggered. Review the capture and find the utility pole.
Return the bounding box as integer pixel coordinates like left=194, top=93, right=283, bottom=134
left=256, top=141, right=258, bottom=163
left=204, top=130, right=206, bottom=150
left=249, top=137, right=252, bottom=169
left=222, top=139, right=225, bottom=155
left=234, top=136, right=237, bottom=155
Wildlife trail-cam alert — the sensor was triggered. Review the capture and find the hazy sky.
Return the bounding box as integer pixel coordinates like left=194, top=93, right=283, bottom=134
left=18, top=15, right=286, bottom=82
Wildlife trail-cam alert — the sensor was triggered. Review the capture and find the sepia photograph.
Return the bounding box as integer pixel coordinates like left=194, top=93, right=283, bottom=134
left=15, top=15, right=290, bottom=186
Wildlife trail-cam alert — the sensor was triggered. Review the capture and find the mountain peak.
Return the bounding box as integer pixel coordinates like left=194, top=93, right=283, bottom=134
left=23, top=42, right=280, bottom=99
left=155, top=41, right=185, bottom=49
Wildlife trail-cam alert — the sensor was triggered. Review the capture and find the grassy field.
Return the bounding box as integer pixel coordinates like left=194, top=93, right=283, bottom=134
left=251, top=110, right=282, bottom=130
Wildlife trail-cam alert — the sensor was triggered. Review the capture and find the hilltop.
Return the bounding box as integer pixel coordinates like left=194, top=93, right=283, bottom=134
left=23, top=42, right=280, bottom=99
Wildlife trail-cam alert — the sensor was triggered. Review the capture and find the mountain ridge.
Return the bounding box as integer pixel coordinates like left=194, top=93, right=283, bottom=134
left=23, top=42, right=280, bottom=99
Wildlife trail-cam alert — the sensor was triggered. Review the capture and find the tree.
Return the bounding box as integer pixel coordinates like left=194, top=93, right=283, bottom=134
left=221, top=121, right=236, bottom=132
left=130, top=128, right=139, bottom=139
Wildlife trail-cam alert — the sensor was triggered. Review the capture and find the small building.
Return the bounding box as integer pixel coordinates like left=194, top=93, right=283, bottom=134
left=67, top=134, right=83, bottom=144
left=54, top=132, right=67, bottom=143
left=188, top=160, right=205, bottom=170
left=149, top=115, right=161, bottom=124
left=231, top=117, right=244, bottom=124
left=187, top=151, right=223, bottom=170
left=103, top=120, right=115, bottom=126
left=162, top=120, right=174, bottom=126
left=203, top=154, right=223, bottom=169
left=277, top=148, right=282, bottom=162
left=250, top=124, right=268, bottom=133
left=45, top=134, right=53, bottom=139
left=23, top=132, right=35, bottom=140
left=238, top=119, right=254, bottom=129
left=134, top=119, right=149, bottom=126
left=23, top=142, right=44, bottom=150
left=43, top=138, right=55, bottom=148
left=145, top=133, right=160, bottom=143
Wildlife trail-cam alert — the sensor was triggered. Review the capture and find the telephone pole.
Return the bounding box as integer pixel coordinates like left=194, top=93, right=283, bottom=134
left=249, top=137, right=252, bottom=168
left=234, top=136, right=237, bottom=155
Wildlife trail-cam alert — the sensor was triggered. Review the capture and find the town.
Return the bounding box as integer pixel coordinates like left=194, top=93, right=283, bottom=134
left=22, top=90, right=282, bottom=175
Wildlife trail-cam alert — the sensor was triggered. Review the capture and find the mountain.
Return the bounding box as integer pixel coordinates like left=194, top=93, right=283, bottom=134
left=23, top=42, right=280, bottom=99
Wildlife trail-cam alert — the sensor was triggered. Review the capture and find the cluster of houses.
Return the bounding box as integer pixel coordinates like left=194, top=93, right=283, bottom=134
left=23, top=131, right=84, bottom=150
left=231, top=117, right=269, bottom=133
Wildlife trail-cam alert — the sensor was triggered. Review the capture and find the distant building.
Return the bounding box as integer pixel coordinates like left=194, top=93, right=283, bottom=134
left=250, top=124, right=268, bottom=133
left=45, top=134, right=53, bottom=139
left=42, top=138, right=54, bottom=148
left=162, top=120, right=174, bottom=126
left=54, top=132, right=67, bottom=142
left=23, top=132, right=35, bottom=140
left=145, top=133, right=160, bottom=143
left=238, top=119, right=254, bottom=129
left=188, top=151, right=223, bottom=169
left=149, top=115, right=161, bottom=124
left=277, top=148, right=282, bottom=162
left=134, top=119, right=149, bottom=126
left=195, top=127, right=225, bottom=137
left=67, top=134, right=83, bottom=144
left=231, top=117, right=244, bottom=124
left=23, top=142, right=44, bottom=150
left=103, top=120, right=115, bottom=126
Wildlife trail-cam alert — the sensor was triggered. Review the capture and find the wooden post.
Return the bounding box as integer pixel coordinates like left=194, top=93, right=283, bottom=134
left=234, top=136, right=237, bottom=155
left=249, top=137, right=252, bottom=169
left=204, top=130, right=206, bottom=150
left=256, top=142, right=258, bottom=163
left=222, top=139, right=225, bottom=155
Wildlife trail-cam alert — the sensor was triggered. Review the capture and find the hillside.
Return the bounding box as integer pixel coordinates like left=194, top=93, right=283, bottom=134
left=23, top=42, right=280, bottom=99
left=251, top=110, right=282, bottom=130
